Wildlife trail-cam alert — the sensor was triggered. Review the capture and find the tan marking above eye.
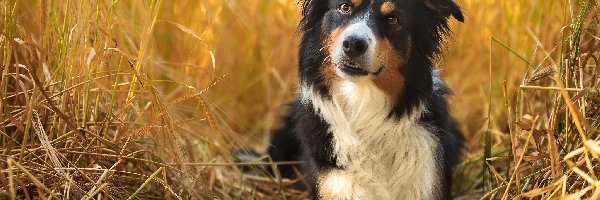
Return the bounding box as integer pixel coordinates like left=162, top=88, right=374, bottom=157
left=351, top=0, right=363, bottom=7
left=380, top=2, right=396, bottom=16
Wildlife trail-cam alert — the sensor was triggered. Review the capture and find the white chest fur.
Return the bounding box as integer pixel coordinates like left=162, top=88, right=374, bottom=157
left=301, top=79, right=442, bottom=200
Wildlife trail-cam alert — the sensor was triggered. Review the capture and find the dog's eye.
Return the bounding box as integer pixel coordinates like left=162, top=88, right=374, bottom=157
left=338, top=3, right=352, bottom=14
left=386, top=16, right=399, bottom=25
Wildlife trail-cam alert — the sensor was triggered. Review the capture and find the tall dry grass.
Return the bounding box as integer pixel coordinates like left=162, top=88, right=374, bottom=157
left=448, top=0, right=600, bottom=199
left=0, top=0, right=598, bottom=199
left=1, top=0, right=302, bottom=199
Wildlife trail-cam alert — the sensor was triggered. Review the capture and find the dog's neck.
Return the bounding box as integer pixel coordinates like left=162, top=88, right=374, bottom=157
left=301, top=79, right=442, bottom=199
left=300, top=79, right=429, bottom=168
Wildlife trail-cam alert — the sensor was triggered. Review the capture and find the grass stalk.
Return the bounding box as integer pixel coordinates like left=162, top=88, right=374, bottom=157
left=127, top=167, right=164, bottom=200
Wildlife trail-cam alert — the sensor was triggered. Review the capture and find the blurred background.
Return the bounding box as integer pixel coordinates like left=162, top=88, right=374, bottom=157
left=2, top=0, right=599, bottom=199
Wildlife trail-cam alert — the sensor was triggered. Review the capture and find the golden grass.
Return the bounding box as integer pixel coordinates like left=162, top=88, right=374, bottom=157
left=0, top=0, right=599, bottom=199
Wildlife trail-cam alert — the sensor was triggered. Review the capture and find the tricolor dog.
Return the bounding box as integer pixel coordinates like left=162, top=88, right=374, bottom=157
left=269, top=0, right=464, bottom=199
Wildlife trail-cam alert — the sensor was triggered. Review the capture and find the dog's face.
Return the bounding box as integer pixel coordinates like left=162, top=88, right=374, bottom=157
left=299, top=0, right=462, bottom=115
left=324, top=0, right=412, bottom=79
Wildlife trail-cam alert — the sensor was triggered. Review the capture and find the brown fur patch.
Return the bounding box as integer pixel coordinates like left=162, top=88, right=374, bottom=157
left=373, top=38, right=407, bottom=105
left=351, top=0, right=363, bottom=7
left=380, top=2, right=395, bottom=16
left=322, top=27, right=344, bottom=87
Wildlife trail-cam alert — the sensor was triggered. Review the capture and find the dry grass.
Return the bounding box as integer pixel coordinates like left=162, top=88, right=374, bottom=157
left=1, top=0, right=302, bottom=199
left=449, top=0, right=600, bottom=199
left=0, top=0, right=599, bottom=199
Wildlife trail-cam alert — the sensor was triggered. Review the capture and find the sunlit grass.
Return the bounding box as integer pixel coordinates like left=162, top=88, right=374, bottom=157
left=1, top=0, right=599, bottom=199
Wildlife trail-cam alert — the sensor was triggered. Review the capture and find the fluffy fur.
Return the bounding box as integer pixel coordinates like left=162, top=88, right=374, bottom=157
left=268, top=0, right=464, bottom=199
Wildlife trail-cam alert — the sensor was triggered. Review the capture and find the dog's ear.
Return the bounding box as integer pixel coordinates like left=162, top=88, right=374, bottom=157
left=299, top=0, right=329, bottom=31
left=425, top=0, right=464, bottom=22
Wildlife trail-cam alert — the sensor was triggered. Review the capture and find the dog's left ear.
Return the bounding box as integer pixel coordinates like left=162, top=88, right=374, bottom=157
left=425, top=0, right=464, bottom=22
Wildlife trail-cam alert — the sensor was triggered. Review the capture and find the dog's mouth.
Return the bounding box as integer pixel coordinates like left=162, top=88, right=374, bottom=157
left=337, top=62, right=385, bottom=77
left=338, top=63, right=369, bottom=76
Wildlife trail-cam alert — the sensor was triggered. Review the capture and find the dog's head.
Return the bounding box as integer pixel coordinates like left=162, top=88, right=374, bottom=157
left=299, top=0, right=463, bottom=115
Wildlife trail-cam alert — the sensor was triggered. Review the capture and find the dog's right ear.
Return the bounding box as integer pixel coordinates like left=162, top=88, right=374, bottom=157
left=300, top=0, right=314, bottom=17
left=299, top=0, right=329, bottom=31
left=425, top=0, right=465, bottom=22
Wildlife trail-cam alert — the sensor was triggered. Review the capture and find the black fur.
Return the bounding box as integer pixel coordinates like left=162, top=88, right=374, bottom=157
left=268, top=0, right=464, bottom=199
left=267, top=101, right=337, bottom=192
left=421, top=82, right=464, bottom=198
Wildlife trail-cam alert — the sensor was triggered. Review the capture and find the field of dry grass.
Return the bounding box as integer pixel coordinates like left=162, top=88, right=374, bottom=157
left=1, top=0, right=599, bottom=199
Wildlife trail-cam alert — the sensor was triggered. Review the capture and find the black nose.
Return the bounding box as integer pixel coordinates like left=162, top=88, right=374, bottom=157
left=342, top=36, right=369, bottom=58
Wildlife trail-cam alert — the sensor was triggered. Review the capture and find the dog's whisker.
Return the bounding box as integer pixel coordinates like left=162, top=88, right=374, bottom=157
left=322, top=55, right=332, bottom=65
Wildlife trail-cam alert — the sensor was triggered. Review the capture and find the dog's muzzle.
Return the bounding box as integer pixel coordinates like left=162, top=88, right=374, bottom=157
left=333, top=21, right=377, bottom=77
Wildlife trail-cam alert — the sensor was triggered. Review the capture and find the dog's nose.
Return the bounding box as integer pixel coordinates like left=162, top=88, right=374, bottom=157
left=342, top=36, right=369, bottom=58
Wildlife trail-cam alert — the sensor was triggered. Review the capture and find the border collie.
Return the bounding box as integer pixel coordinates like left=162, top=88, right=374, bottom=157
left=269, top=0, right=464, bottom=199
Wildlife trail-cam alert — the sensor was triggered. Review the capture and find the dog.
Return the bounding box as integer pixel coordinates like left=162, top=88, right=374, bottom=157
left=268, top=0, right=464, bottom=199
